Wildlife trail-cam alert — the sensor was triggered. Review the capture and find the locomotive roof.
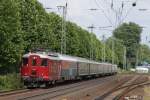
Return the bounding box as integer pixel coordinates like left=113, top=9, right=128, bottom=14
left=23, top=52, right=60, bottom=60
left=23, top=52, right=115, bottom=65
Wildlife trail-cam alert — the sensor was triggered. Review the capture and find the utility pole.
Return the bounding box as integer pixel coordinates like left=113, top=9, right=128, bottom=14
left=112, top=37, right=115, bottom=64
left=87, top=8, right=98, bottom=60
left=88, top=24, right=96, bottom=60
left=57, top=3, right=67, bottom=54
left=136, top=49, right=139, bottom=67
left=123, top=46, right=127, bottom=70
left=102, top=35, right=106, bottom=62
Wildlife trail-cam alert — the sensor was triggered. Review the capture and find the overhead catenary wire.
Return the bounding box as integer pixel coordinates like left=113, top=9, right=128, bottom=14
left=110, top=0, right=126, bottom=27
left=99, top=0, right=139, bottom=65
left=94, top=0, right=114, bottom=27
left=120, top=0, right=139, bottom=24
left=118, top=1, right=124, bottom=25
left=100, top=0, right=140, bottom=27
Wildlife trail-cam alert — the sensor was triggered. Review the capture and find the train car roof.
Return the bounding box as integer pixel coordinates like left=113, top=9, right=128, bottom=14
left=57, top=54, right=100, bottom=64
left=22, top=52, right=117, bottom=66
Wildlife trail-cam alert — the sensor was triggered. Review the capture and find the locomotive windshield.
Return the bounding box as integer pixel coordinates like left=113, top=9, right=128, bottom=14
left=41, top=59, right=48, bottom=66
left=22, top=58, right=28, bottom=66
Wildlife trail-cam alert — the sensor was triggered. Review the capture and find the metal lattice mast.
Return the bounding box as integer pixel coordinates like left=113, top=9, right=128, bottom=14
left=58, top=3, right=67, bottom=54
left=88, top=24, right=95, bottom=60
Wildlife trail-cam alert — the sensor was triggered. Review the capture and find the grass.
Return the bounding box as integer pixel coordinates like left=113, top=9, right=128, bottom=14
left=144, top=86, right=150, bottom=100
left=0, top=73, right=23, bottom=91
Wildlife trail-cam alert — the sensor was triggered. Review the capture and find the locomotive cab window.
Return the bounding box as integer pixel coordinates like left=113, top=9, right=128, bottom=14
left=32, top=59, right=37, bottom=66
left=41, top=59, right=48, bottom=66
left=22, top=58, right=28, bottom=66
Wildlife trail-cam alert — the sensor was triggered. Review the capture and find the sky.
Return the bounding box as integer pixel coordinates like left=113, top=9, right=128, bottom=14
left=38, top=0, right=150, bottom=46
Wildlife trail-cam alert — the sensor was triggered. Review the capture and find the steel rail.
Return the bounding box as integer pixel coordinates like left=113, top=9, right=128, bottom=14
left=18, top=76, right=121, bottom=100
left=95, top=76, right=133, bottom=100
left=0, top=89, right=31, bottom=97
left=95, top=76, right=148, bottom=100
left=114, top=77, right=149, bottom=100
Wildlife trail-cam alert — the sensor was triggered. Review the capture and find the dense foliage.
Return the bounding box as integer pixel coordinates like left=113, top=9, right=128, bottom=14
left=113, top=22, right=142, bottom=67
left=138, top=44, right=150, bottom=64
left=0, top=0, right=113, bottom=74
left=0, top=0, right=150, bottom=90
left=0, top=73, right=23, bottom=90
left=106, top=37, right=125, bottom=68
left=0, top=0, right=24, bottom=73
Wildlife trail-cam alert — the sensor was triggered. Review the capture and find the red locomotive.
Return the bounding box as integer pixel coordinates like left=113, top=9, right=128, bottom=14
left=20, top=51, right=117, bottom=88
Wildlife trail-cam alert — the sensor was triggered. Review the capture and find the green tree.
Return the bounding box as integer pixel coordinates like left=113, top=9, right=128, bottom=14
left=138, top=44, right=150, bottom=64
left=113, top=22, right=142, bottom=67
left=20, top=0, right=51, bottom=51
left=106, top=37, right=125, bottom=68
left=0, top=0, right=121, bottom=74
left=0, top=0, right=24, bottom=73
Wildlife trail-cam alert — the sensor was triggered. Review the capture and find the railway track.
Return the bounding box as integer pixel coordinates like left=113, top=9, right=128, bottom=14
left=0, top=89, right=21, bottom=94
left=0, top=75, right=135, bottom=100
left=17, top=76, right=121, bottom=100
left=95, top=75, right=149, bottom=100
left=0, top=89, right=31, bottom=97
left=0, top=76, right=117, bottom=100
left=94, top=75, right=134, bottom=100
left=113, top=76, right=149, bottom=100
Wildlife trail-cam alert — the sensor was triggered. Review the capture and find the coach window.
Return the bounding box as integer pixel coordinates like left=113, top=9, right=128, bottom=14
left=23, top=58, right=28, bottom=66
left=41, top=59, right=48, bottom=67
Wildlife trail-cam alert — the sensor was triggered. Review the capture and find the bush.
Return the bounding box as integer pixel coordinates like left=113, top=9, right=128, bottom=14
left=0, top=73, right=23, bottom=90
